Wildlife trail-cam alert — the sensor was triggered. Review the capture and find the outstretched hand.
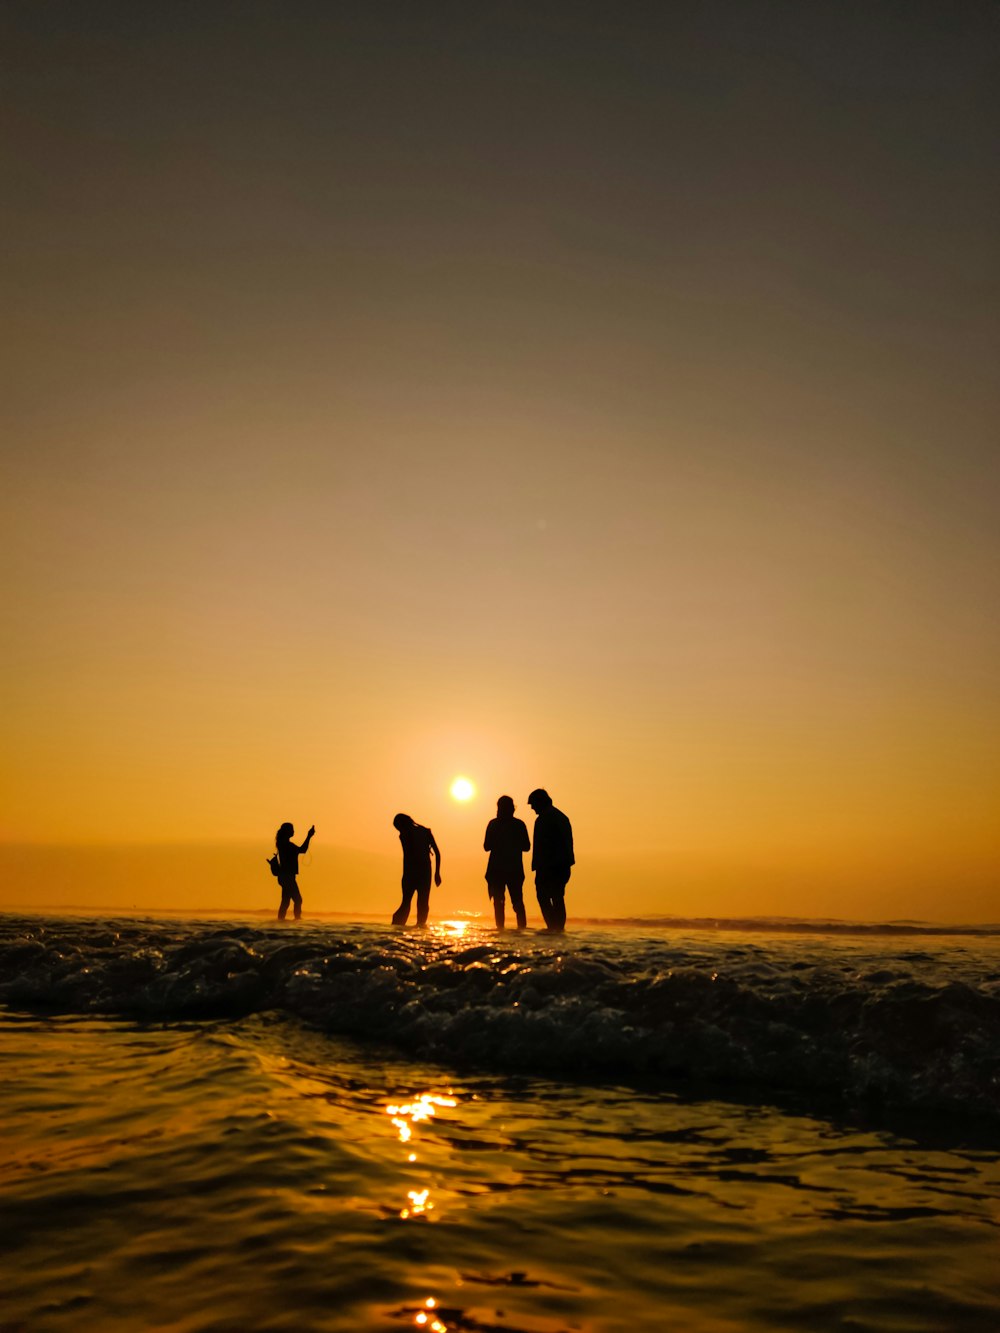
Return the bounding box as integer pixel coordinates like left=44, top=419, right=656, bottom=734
left=308, top=825, right=316, bottom=837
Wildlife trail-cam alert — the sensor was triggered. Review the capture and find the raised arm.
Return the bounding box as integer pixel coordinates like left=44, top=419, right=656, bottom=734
left=297, top=825, right=315, bottom=854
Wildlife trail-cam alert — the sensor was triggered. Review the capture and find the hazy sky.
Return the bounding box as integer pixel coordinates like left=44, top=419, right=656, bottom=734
left=3, top=2, right=998, bottom=920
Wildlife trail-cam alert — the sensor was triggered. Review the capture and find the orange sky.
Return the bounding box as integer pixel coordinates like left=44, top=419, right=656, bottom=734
left=2, top=4, right=998, bottom=922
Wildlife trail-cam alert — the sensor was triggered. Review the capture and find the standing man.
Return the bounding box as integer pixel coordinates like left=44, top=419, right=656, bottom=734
left=391, top=813, right=441, bottom=927
left=483, top=795, right=531, bottom=930
left=527, top=788, right=574, bottom=932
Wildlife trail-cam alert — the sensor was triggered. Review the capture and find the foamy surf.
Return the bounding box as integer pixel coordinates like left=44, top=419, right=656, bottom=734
left=2, top=913, right=998, bottom=1122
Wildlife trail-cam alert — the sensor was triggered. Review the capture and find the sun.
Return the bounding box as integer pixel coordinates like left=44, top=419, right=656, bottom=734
left=450, top=776, right=475, bottom=802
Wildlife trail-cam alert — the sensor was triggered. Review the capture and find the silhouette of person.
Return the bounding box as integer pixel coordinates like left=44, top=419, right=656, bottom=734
left=391, top=814, right=441, bottom=927
left=527, top=789, right=574, bottom=932
left=484, top=795, right=530, bottom=929
left=275, top=821, right=314, bottom=921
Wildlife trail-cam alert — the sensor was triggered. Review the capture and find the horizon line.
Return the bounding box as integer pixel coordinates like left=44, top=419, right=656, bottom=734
left=2, top=905, right=998, bottom=937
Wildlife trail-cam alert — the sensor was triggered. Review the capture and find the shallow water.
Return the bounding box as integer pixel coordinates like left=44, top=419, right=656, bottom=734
left=3, top=914, right=1000, bottom=1120
left=3, top=1012, right=1000, bottom=1332
left=2, top=916, right=1000, bottom=1330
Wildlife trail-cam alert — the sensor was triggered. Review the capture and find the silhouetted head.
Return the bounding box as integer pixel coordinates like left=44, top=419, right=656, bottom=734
left=393, top=813, right=415, bottom=832
left=527, top=789, right=552, bottom=813
left=276, top=822, right=294, bottom=847
left=496, top=795, right=515, bottom=817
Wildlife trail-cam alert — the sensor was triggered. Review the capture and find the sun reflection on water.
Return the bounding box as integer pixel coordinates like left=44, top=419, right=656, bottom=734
left=414, top=1297, right=446, bottom=1331
left=384, top=1091, right=458, bottom=1224
left=385, top=1092, right=458, bottom=1146
left=399, top=1187, right=434, bottom=1220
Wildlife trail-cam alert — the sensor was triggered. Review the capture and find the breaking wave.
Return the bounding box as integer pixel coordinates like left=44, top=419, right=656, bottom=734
left=2, top=913, right=999, bottom=1122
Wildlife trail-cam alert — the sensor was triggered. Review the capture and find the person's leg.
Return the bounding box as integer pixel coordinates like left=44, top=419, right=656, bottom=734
left=278, top=886, right=291, bottom=921
left=549, top=871, right=570, bottom=931
left=509, top=880, right=527, bottom=930
left=488, top=882, right=505, bottom=929
left=535, top=875, right=554, bottom=929
left=416, top=885, right=432, bottom=927
left=290, top=882, right=302, bottom=921
left=392, top=886, right=414, bottom=925
left=550, top=884, right=566, bottom=932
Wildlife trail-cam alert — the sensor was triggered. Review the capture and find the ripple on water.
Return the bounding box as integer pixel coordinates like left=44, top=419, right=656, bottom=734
left=2, top=1011, right=1000, bottom=1330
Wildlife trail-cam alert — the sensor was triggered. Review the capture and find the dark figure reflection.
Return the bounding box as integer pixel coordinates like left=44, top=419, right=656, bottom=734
left=391, top=814, right=441, bottom=927
left=275, top=821, right=314, bottom=921
left=483, top=795, right=530, bottom=929
left=527, top=789, right=574, bottom=932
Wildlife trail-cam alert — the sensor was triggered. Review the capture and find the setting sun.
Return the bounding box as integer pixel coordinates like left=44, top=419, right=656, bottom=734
left=450, top=777, right=475, bottom=802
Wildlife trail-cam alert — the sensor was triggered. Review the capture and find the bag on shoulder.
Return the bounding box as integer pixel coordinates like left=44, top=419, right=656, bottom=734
left=267, top=854, right=281, bottom=878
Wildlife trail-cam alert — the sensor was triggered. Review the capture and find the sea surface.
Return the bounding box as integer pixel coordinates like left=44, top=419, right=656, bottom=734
left=2, top=912, right=999, bottom=1331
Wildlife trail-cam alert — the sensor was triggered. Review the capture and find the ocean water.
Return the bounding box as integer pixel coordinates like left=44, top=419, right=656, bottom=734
left=2, top=913, right=999, bottom=1331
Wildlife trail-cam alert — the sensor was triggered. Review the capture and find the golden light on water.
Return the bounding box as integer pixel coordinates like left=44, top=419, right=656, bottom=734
left=449, top=776, right=475, bottom=801
left=400, top=1187, right=433, bottom=1219
left=385, top=1092, right=458, bottom=1144
left=391, top=1117, right=412, bottom=1144
left=386, top=1092, right=457, bottom=1226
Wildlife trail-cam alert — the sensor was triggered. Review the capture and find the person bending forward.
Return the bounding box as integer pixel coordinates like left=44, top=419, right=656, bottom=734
left=391, top=814, right=441, bottom=927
